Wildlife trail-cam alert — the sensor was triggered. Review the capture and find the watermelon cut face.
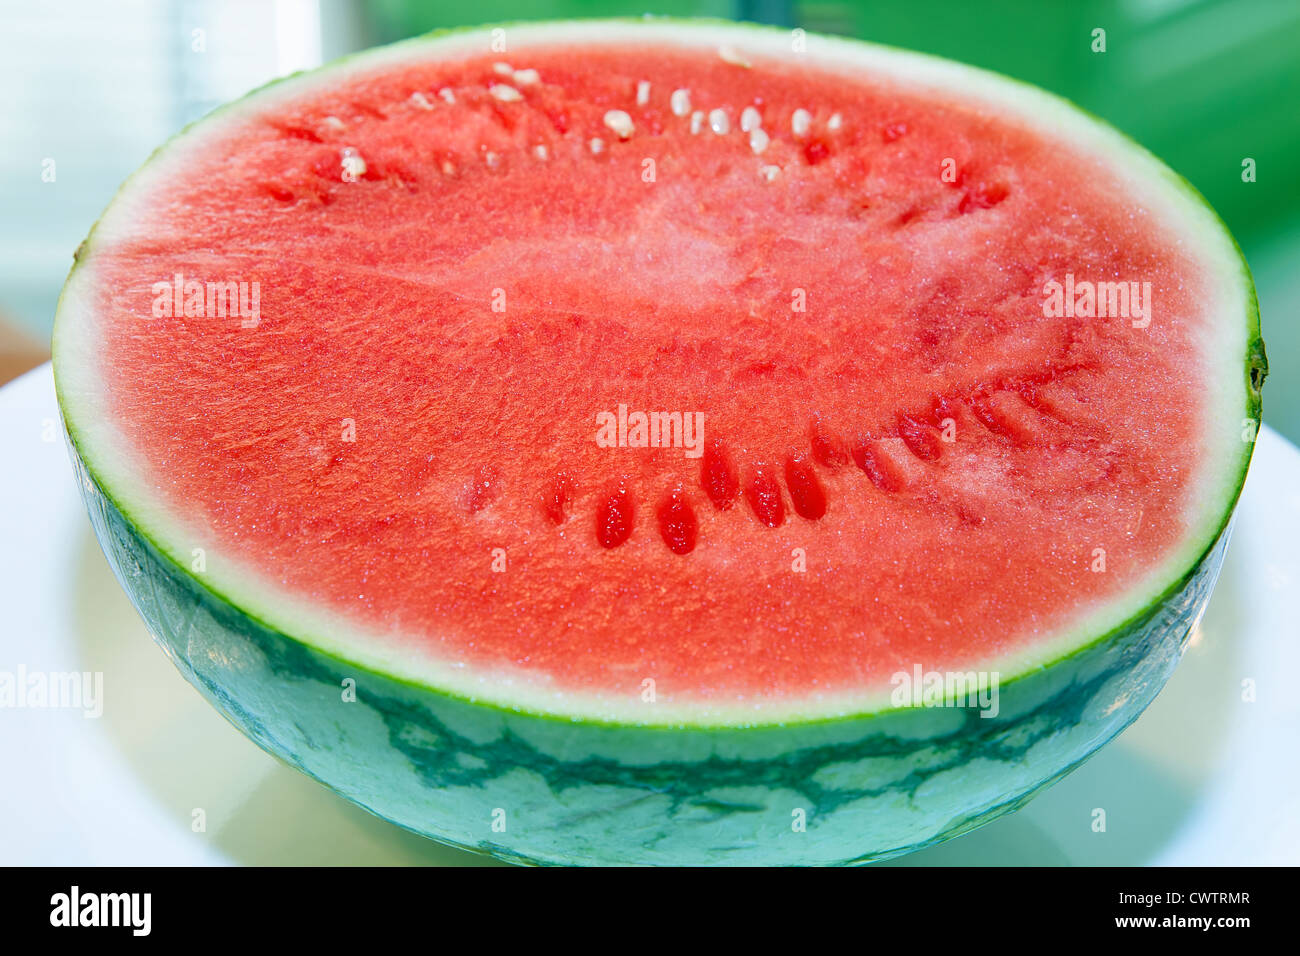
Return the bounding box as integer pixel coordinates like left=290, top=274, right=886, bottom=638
left=54, top=21, right=1264, bottom=864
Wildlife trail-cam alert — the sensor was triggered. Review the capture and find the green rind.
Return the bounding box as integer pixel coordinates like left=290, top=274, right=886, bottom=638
left=53, top=19, right=1264, bottom=864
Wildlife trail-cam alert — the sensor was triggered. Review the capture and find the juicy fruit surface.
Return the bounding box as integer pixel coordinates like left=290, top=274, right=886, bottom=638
left=87, top=42, right=1207, bottom=703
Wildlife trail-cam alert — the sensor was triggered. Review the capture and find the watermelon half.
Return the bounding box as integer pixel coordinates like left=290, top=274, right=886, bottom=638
left=53, top=19, right=1265, bottom=865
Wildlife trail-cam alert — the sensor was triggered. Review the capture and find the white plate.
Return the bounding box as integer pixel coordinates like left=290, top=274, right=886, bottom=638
left=1, top=363, right=1296, bottom=866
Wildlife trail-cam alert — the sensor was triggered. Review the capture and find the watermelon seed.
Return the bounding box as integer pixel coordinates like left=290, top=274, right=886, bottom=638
left=489, top=84, right=522, bottom=102
left=437, top=88, right=455, bottom=104
left=957, top=183, right=1010, bottom=214
left=708, top=109, right=730, bottom=135
left=803, top=140, right=831, bottom=165
left=636, top=80, right=651, bottom=106
left=718, top=45, right=752, bottom=68
left=791, top=109, right=811, bottom=137
left=513, top=68, right=540, bottom=86
left=759, top=165, right=780, bottom=182
left=533, top=145, right=549, bottom=161
left=409, top=92, right=433, bottom=110
left=828, top=112, right=843, bottom=131
left=740, top=106, right=762, bottom=132
left=810, top=413, right=850, bottom=467
left=541, top=473, right=573, bottom=525
left=749, top=128, right=770, bottom=155
left=589, top=137, right=605, bottom=155
left=744, top=464, right=785, bottom=528
left=340, top=147, right=366, bottom=180
left=784, top=453, right=828, bottom=520
left=596, top=485, right=634, bottom=548
left=670, top=88, right=691, bottom=117
left=492, top=62, right=513, bottom=76
left=882, top=121, right=908, bottom=142
left=689, top=111, right=705, bottom=134
left=656, top=489, right=698, bottom=555
left=967, top=394, right=1005, bottom=436
left=897, top=413, right=943, bottom=460
left=893, top=204, right=924, bottom=227
left=273, top=122, right=324, bottom=143
left=853, top=439, right=905, bottom=492
left=700, top=438, right=740, bottom=510
left=603, top=110, right=635, bottom=140
left=263, top=182, right=296, bottom=203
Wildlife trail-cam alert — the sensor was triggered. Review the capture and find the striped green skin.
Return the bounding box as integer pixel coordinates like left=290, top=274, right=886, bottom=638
left=56, top=20, right=1265, bottom=865
left=74, top=441, right=1228, bottom=865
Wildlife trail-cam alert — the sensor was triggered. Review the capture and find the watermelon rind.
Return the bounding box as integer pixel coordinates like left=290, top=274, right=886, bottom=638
left=52, top=19, right=1265, bottom=865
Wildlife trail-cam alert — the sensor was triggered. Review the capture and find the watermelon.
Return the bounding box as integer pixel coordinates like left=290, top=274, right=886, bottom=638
left=53, top=20, right=1265, bottom=865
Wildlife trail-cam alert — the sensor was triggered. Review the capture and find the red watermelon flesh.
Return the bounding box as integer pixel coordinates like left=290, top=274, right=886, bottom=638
left=79, top=42, right=1214, bottom=706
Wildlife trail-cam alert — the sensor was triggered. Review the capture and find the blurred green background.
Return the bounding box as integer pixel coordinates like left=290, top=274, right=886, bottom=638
left=3, top=0, right=1296, bottom=439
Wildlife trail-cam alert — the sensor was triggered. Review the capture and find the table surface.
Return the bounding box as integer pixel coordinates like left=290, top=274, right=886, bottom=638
left=2, top=363, right=1297, bottom=866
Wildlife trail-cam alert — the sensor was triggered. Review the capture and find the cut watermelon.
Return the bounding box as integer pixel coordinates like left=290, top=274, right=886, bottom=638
left=53, top=20, right=1265, bottom=865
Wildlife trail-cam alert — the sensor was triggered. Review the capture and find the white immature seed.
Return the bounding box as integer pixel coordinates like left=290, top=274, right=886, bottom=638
left=493, top=62, right=513, bottom=76
left=671, top=88, right=691, bottom=117
left=740, top=106, right=762, bottom=132
left=718, top=45, right=752, bottom=68
left=759, top=164, right=780, bottom=182
left=636, top=80, right=651, bottom=106
left=489, top=84, right=522, bottom=102
left=589, top=137, right=605, bottom=154
left=340, top=147, right=366, bottom=179
left=485, top=151, right=500, bottom=169
left=438, top=88, right=455, bottom=104
left=749, top=127, right=770, bottom=155
left=708, top=109, right=729, bottom=135
left=603, top=109, right=635, bottom=140
left=828, top=112, right=843, bottom=131
left=513, top=68, right=540, bottom=85
left=533, top=144, right=549, bottom=161
left=791, top=108, right=811, bottom=137
left=690, top=110, right=704, bottom=134
left=409, top=92, right=433, bottom=110
left=323, top=115, right=345, bottom=130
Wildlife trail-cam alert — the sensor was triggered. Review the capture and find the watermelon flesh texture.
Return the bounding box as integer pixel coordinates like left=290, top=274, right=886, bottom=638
left=84, top=45, right=1204, bottom=707
left=54, top=22, right=1263, bottom=863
